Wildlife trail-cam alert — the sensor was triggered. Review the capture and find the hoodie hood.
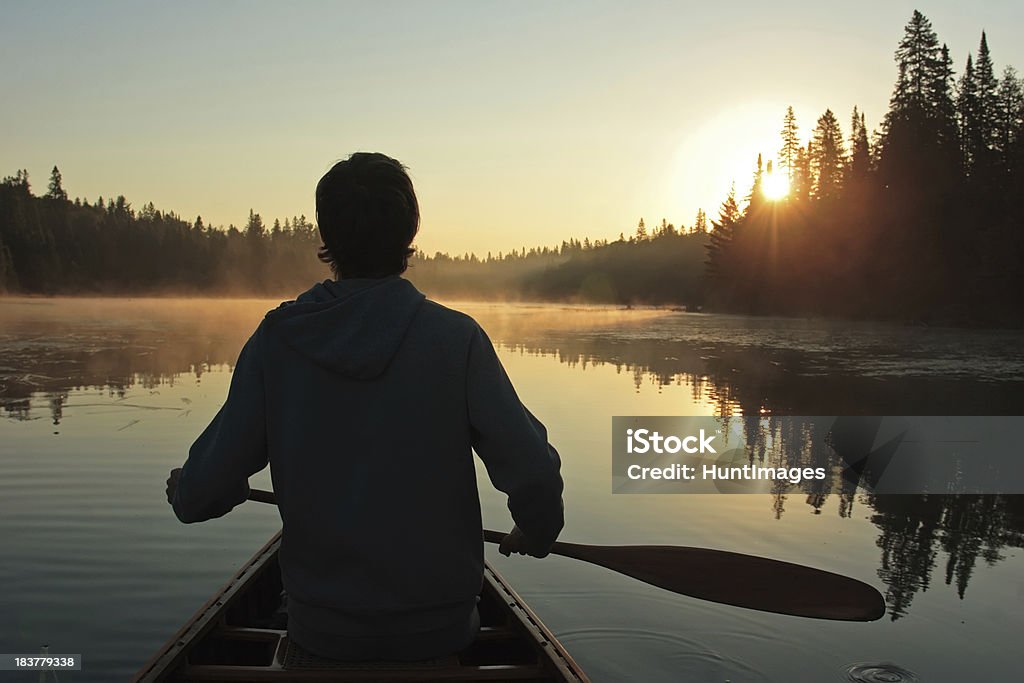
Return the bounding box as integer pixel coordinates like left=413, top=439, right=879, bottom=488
left=264, top=277, right=425, bottom=379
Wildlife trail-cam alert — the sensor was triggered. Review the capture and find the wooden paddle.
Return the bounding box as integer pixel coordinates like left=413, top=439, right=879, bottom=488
left=247, top=488, right=885, bottom=622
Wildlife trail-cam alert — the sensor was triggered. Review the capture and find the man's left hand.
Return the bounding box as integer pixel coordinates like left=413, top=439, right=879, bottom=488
left=166, top=467, right=183, bottom=504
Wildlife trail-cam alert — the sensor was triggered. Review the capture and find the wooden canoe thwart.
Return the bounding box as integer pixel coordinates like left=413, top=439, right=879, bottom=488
left=133, top=531, right=589, bottom=682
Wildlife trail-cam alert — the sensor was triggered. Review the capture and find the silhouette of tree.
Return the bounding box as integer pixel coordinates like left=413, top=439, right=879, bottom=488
left=244, top=209, right=265, bottom=240
left=995, top=67, right=1023, bottom=173
left=881, top=10, right=959, bottom=187
left=46, top=166, right=67, bottom=201
left=973, top=33, right=1000, bottom=176
left=847, top=107, right=871, bottom=184
left=705, top=184, right=740, bottom=284
left=931, top=44, right=960, bottom=156
left=811, top=109, right=846, bottom=200
left=889, top=10, right=942, bottom=116
left=693, top=208, right=708, bottom=235
left=958, top=54, right=981, bottom=175
left=791, top=143, right=811, bottom=202
left=745, top=154, right=765, bottom=215
left=779, top=106, right=800, bottom=182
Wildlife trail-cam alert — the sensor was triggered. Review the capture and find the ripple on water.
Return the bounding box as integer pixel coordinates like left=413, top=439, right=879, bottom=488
left=557, top=627, right=770, bottom=682
left=844, top=663, right=919, bottom=682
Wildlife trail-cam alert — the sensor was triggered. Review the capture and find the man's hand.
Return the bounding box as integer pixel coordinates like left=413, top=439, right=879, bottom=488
left=166, top=467, right=182, bottom=505
left=498, top=525, right=553, bottom=559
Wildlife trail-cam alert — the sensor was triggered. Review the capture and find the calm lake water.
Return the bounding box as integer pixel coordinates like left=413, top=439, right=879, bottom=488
left=2, top=297, right=1023, bottom=682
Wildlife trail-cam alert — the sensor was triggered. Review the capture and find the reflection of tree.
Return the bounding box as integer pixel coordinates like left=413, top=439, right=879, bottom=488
left=773, top=419, right=1024, bottom=619
left=751, top=420, right=1024, bottom=619
left=498, top=332, right=1024, bottom=620
left=867, top=495, right=1024, bottom=620
left=48, top=392, right=67, bottom=425
left=495, top=329, right=1024, bottom=418
left=868, top=495, right=941, bottom=620
left=0, top=310, right=257, bottom=422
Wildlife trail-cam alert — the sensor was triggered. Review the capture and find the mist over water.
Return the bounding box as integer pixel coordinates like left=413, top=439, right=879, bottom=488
left=2, top=297, right=1023, bottom=681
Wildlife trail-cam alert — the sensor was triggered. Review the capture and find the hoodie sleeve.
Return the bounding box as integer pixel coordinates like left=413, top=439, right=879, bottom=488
left=173, top=326, right=269, bottom=523
left=467, top=325, right=564, bottom=547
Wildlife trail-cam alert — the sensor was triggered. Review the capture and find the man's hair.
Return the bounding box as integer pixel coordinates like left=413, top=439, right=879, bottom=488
left=315, top=152, right=419, bottom=278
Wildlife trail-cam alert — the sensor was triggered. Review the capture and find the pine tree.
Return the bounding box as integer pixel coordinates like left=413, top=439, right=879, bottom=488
left=970, top=31, right=1004, bottom=190
left=706, top=184, right=740, bottom=279
left=931, top=44, right=959, bottom=154
left=745, top=154, right=765, bottom=216
left=974, top=33, right=1000, bottom=156
left=889, top=10, right=942, bottom=119
left=113, top=195, right=131, bottom=218
left=996, top=66, right=1024, bottom=169
left=2, top=169, right=31, bottom=192
left=245, top=209, right=265, bottom=239
left=811, top=109, right=846, bottom=200
left=881, top=11, right=961, bottom=187
left=958, top=54, right=981, bottom=173
left=779, top=106, right=800, bottom=182
left=848, top=107, right=871, bottom=183
left=636, top=217, right=647, bottom=240
left=46, top=166, right=67, bottom=201
left=792, top=143, right=812, bottom=202
left=694, top=208, right=708, bottom=234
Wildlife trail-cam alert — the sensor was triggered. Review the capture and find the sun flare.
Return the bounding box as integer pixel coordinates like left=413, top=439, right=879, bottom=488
left=762, top=172, right=790, bottom=201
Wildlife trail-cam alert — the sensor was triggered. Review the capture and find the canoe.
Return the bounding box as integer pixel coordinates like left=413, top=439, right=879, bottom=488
left=133, top=531, right=589, bottom=682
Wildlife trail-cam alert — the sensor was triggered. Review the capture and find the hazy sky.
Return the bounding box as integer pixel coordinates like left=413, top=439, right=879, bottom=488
left=3, top=1, right=1023, bottom=255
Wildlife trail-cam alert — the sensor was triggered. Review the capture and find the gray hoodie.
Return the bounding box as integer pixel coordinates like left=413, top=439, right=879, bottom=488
left=172, top=277, right=564, bottom=659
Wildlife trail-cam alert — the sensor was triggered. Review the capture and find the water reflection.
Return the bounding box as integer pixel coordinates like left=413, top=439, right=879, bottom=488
left=868, top=494, right=1024, bottom=619
left=495, top=318, right=1024, bottom=416
left=502, top=318, right=1024, bottom=621
left=3, top=299, right=1023, bottom=623
left=0, top=298, right=261, bottom=421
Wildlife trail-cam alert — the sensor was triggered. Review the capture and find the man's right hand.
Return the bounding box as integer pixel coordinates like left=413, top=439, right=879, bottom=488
left=498, top=525, right=553, bottom=558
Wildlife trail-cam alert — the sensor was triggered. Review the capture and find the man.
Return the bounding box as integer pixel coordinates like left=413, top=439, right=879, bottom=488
left=165, top=152, right=564, bottom=661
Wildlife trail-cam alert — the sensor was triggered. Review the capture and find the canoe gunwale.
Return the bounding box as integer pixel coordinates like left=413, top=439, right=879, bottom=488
left=485, top=563, right=586, bottom=682
left=132, top=531, right=284, bottom=682
left=132, top=531, right=589, bottom=682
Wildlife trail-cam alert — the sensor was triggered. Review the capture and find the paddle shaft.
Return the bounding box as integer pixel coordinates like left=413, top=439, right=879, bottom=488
left=250, top=487, right=511, bottom=541
left=246, top=487, right=885, bottom=621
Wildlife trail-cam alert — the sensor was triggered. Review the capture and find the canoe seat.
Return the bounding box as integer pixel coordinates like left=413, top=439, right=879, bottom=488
left=282, top=638, right=458, bottom=671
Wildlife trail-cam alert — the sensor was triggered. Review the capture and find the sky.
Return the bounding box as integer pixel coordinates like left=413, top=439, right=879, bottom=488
left=3, top=1, right=1023, bottom=256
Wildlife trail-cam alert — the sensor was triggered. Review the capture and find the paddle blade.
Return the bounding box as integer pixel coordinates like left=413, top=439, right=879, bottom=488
left=551, top=541, right=885, bottom=622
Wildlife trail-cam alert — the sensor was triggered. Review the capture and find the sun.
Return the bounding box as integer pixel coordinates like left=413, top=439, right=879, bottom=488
left=762, top=171, right=790, bottom=201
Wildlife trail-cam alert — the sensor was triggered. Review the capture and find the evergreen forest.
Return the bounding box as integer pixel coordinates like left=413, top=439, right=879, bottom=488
left=2, top=12, right=1022, bottom=325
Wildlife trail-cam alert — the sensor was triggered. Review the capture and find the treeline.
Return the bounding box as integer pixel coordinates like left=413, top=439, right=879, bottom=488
left=3, top=10, right=1023, bottom=324
left=706, top=11, right=1024, bottom=324
left=0, top=170, right=324, bottom=295
left=410, top=219, right=708, bottom=304
left=0, top=166, right=708, bottom=302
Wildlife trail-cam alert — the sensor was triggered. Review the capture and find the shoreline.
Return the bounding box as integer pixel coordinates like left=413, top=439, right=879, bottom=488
left=3, top=292, right=1022, bottom=332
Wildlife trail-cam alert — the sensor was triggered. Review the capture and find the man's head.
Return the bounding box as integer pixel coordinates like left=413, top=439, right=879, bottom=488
left=315, top=152, right=419, bottom=279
